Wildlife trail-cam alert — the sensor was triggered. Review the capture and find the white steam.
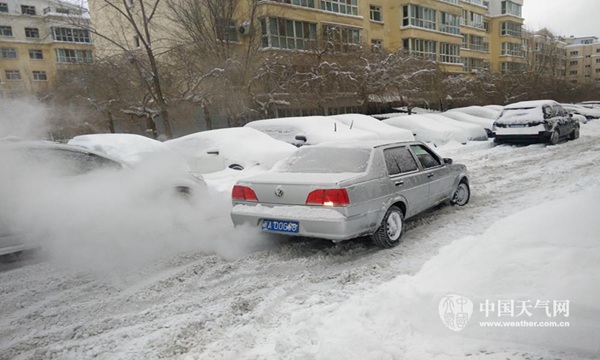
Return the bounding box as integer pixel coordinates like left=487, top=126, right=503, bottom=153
left=0, top=98, right=50, bottom=139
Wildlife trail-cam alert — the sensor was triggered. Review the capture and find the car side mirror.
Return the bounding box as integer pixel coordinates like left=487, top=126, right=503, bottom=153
left=295, top=135, right=307, bottom=143
left=443, top=158, right=453, bottom=165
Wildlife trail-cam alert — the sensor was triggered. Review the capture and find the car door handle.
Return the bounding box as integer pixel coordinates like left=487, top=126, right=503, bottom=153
left=395, top=180, right=404, bottom=186
left=427, top=173, right=435, bottom=178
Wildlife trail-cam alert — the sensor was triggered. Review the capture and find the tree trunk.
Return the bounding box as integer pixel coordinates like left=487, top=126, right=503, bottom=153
left=203, top=103, right=212, bottom=130
left=146, top=116, right=158, bottom=139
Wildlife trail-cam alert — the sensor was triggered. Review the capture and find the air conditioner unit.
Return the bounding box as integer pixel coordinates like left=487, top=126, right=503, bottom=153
left=239, top=22, right=251, bottom=36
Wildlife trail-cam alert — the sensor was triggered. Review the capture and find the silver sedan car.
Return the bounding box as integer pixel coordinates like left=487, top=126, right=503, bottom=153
left=230, top=141, right=470, bottom=247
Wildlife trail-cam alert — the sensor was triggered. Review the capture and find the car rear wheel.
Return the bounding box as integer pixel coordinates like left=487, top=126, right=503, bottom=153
left=451, top=181, right=470, bottom=206
left=569, top=127, right=580, bottom=140
left=371, top=206, right=404, bottom=248
left=548, top=130, right=559, bottom=145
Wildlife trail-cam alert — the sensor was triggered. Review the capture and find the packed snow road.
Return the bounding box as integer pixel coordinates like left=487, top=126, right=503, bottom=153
left=1, top=122, right=600, bottom=360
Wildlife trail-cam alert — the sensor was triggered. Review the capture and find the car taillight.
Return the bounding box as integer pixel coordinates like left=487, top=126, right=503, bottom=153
left=232, top=185, right=258, bottom=202
left=306, top=189, right=349, bottom=207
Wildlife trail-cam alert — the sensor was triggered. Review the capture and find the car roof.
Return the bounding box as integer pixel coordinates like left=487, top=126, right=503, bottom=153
left=504, top=100, right=559, bottom=109
left=307, top=140, right=421, bottom=150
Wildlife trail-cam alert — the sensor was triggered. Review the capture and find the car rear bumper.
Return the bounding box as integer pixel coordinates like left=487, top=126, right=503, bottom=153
left=230, top=204, right=374, bottom=242
left=494, top=131, right=552, bottom=144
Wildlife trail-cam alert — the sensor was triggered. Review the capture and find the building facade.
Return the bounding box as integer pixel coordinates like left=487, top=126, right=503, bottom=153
left=0, top=0, right=92, bottom=98
left=565, top=36, right=600, bottom=85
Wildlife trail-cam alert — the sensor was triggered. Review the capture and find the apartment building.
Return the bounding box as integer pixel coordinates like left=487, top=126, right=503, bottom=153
left=248, top=0, right=525, bottom=74
left=0, top=0, right=92, bottom=98
left=565, top=36, right=600, bottom=84
left=522, top=29, right=567, bottom=77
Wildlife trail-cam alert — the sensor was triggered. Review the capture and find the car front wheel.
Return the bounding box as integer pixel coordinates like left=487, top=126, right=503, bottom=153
left=371, top=206, right=404, bottom=248
left=548, top=130, right=559, bottom=145
left=569, top=127, right=580, bottom=140
left=451, top=181, right=470, bottom=206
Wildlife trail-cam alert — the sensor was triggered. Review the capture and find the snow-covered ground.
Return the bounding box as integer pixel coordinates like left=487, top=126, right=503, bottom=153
left=2, top=122, right=600, bottom=360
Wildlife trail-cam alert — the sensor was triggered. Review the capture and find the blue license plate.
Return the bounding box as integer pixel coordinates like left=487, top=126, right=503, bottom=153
left=261, top=219, right=299, bottom=234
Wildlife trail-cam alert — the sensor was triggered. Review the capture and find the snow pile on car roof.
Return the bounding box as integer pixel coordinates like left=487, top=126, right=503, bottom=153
left=450, top=105, right=501, bottom=119
left=442, top=110, right=495, bottom=131
left=245, top=116, right=378, bottom=145
left=330, top=114, right=415, bottom=141
left=421, top=113, right=488, bottom=141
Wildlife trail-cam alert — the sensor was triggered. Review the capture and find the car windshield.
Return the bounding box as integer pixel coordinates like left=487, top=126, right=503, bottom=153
left=274, top=147, right=372, bottom=173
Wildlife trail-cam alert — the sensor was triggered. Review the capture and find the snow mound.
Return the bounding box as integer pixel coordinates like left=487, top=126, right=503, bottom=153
left=249, top=190, right=600, bottom=358
left=443, top=111, right=495, bottom=132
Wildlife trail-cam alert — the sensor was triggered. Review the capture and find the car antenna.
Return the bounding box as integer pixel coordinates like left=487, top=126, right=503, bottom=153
left=334, top=123, right=337, bottom=132
left=350, top=120, right=354, bottom=129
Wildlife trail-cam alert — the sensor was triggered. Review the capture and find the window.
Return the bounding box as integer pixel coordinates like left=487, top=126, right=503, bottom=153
left=260, top=17, right=317, bottom=50
left=402, top=5, right=436, bottom=31
left=468, top=35, right=488, bottom=52
left=501, top=62, right=525, bottom=74
left=570, top=60, right=578, bottom=66
left=384, top=147, right=419, bottom=176
left=585, top=64, right=591, bottom=68
left=1, top=47, right=17, bottom=59
left=440, top=43, right=460, bottom=63
left=596, top=68, right=600, bottom=73
left=440, top=0, right=459, bottom=4
left=370, top=5, right=382, bottom=22
left=570, top=51, right=579, bottom=56
left=52, top=27, right=91, bottom=43
left=215, top=19, right=238, bottom=42
left=371, top=39, right=382, bottom=52
left=258, top=0, right=315, bottom=7
left=25, top=27, right=39, bottom=38
left=440, top=12, right=460, bottom=35
left=32, top=71, right=47, bottom=81
left=323, top=24, right=360, bottom=52
left=463, top=57, right=488, bottom=72
left=410, top=145, right=440, bottom=169
left=321, top=0, right=358, bottom=16
left=0, top=26, right=13, bottom=36
left=470, top=12, right=484, bottom=29
left=569, top=70, right=578, bottom=75
left=29, top=49, right=43, bottom=59
left=0, top=3, right=7, bottom=12
left=21, top=5, right=36, bottom=15
left=403, top=38, right=436, bottom=61
left=461, top=9, right=467, bottom=25
left=501, top=21, right=521, bottom=37
left=501, top=1, right=522, bottom=17
left=461, top=34, right=467, bottom=48
left=5, top=70, right=21, bottom=81
left=55, top=48, right=93, bottom=63
left=596, top=58, right=600, bottom=63
left=501, top=42, right=522, bottom=57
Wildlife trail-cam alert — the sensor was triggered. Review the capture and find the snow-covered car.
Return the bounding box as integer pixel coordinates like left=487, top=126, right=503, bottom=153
left=244, top=116, right=378, bottom=146
left=448, top=106, right=500, bottom=120
left=230, top=141, right=470, bottom=248
left=382, top=114, right=469, bottom=146
left=493, top=100, right=580, bottom=145
left=68, top=133, right=172, bottom=165
left=0, top=140, right=203, bottom=256
left=165, top=127, right=297, bottom=174
left=330, top=114, right=415, bottom=141
left=561, top=103, right=600, bottom=122
left=442, top=110, right=495, bottom=137
left=420, top=113, right=488, bottom=141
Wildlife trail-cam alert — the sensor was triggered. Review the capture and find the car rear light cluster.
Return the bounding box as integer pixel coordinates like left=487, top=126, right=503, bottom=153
left=232, top=185, right=258, bottom=202
left=306, top=189, right=349, bottom=207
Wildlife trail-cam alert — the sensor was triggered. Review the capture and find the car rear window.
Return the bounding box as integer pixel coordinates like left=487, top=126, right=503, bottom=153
left=275, top=147, right=372, bottom=173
